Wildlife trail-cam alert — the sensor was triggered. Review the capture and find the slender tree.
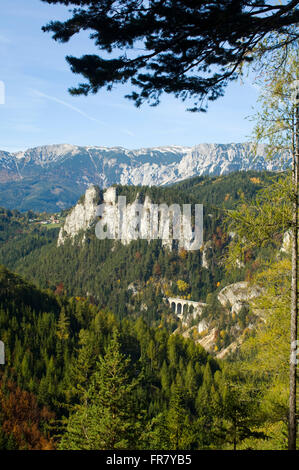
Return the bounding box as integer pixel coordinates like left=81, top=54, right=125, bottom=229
left=226, top=40, right=298, bottom=448
left=252, top=42, right=298, bottom=450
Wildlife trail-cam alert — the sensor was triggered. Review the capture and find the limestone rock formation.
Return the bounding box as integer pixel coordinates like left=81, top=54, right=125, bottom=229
left=58, top=185, right=202, bottom=250
left=201, top=240, right=212, bottom=269
left=57, top=185, right=99, bottom=246
left=217, top=281, right=262, bottom=314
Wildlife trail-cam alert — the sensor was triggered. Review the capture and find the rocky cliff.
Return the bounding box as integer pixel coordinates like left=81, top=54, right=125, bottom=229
left=58, top=185, right=203, bottom=251
left=57, top=185, right=100, bottom=246
left=217, top=281, right=262, bottom=315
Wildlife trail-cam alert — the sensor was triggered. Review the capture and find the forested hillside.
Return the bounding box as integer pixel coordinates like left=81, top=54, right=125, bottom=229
left=0, top=264, right=239, bottom=450
left=0, top=171, right=284, bottom=351
left=0, top=170, right=297, bottom=449
left=0, top=172, right=277, bottom=328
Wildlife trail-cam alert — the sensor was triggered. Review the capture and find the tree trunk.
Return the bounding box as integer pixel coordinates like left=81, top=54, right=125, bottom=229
left=288, top=95, right=298, bottom=450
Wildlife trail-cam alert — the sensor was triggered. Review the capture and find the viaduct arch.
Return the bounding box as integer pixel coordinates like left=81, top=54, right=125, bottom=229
left=167, top=297, right=207, bottom=319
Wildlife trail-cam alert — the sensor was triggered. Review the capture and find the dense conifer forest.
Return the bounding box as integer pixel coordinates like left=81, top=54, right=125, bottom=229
left=0, top=171, right=297, bottom=449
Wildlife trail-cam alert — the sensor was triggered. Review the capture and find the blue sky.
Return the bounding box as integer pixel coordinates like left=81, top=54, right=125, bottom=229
left=0, top=0, right=261, bottom=152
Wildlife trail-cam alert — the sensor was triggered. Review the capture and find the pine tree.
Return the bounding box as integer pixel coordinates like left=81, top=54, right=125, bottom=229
left=219, top=366, right=266, bottom=450
left=60, top=329, right=142, bottom=450
left=42, top=1, right=298, bottom=111
left=56, top=307, right=70, bottom=341
left=166, top=385, right=187, bottom=450
left=185, top=361, right=197, bottom=400
left=160, top=360, right=170, bottom=396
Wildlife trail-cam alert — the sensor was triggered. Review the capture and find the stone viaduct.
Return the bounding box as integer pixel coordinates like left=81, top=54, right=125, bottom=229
left=167, top=297, right=207, bottom=319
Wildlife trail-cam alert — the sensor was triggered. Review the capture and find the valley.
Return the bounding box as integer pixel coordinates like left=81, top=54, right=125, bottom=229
left=0, top=168, right=295, bottom=449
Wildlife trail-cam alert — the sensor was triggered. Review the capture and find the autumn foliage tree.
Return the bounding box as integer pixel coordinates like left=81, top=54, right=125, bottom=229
left=0, top=380, right=55, bottom=450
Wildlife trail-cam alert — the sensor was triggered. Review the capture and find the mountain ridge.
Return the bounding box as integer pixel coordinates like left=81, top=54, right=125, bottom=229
left=0, top=142, right=291, bottom=211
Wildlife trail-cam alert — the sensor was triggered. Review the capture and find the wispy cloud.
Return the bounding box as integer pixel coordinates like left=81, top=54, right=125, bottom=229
left=30, top=89, right=136, bottom=138
left=31, top=89, right=106, bottom=125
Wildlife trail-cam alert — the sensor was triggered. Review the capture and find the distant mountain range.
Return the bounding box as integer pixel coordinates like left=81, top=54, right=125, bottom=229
left=0, top=143, right=290, bottom=212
